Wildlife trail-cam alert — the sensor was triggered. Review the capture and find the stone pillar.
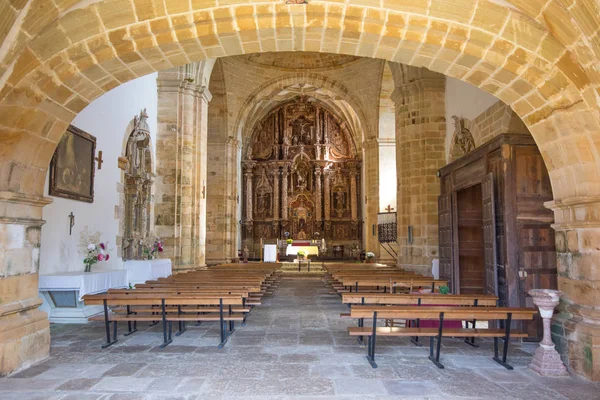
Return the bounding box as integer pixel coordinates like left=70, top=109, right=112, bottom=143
left=155, top=67, right=212, bottom=270
left=363, top=138, right=380, bottom=256
left=0, top=192, right=52, bottom=376
left=271, top=165, right=280, bottom=238
left=546, top=197, right=600, bottom=381
left=243, top=162, right=255, bottom=222
left=314, top=166, right=322, bottom=222
left=391, top=64, right=446, bottom=276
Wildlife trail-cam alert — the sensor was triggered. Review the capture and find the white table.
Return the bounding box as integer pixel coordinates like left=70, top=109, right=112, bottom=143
left=263, top=245, right=278, bottom=262
left=286, top=245, right=320, bottom=256
left=39, top=269, right=128, bottom=323
left=124, top=259, right=172, bottom=284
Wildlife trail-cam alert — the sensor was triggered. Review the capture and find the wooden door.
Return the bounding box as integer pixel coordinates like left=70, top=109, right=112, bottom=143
left=438, top=194, right=453, bottom=285
left=482, top=173, right=498, bottom=296
left=456, top=185, right=485, bottom=294
left=515, top=146, right=557, bottom=341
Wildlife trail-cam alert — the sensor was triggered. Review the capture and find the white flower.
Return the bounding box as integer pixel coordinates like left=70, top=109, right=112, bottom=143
left=87, top=244, right=96, bottom=251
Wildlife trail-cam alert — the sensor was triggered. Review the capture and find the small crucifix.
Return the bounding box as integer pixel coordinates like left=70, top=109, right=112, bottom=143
left=68, top=212, right=75, bottom=235
left=95, top=150, right=104, bottom=170
left=385, top=204, right=395, bottom=213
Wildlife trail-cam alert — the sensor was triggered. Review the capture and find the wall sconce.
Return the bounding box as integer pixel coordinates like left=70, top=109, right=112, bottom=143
left=407, top=225, right=413, bottom=244
left=202, top=180, right=206, bottom=199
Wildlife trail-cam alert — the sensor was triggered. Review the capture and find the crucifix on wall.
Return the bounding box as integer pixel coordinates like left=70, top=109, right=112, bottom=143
left=95, top=150, right=104, bottom=170
left=385, top=205, right=395, bottom=213
left=68, top=212, right=75, bottom=235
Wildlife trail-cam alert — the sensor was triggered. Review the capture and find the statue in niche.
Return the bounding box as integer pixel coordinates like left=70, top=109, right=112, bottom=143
left=252, top=120, right=274, bottom=160
left=329, top=121, right=350, bottom=159
left=452, top=115, right=475, bottom=155
left=254, top=170, right=272, bottom=218
left=333, top=189, right=347, bottom=217
left=123, top=109, right=154, bottom=260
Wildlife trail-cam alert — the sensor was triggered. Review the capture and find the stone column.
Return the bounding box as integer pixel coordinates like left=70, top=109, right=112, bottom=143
left=314, top=166, right=322, bottom=221
left=155, top=66, right=212, bottom=270
left=363, top=138, right=380, bottom=256
left=546, top=197, right=600, bottom=381
left=243, top=162, right=255, bottom=222
left=391, top=64, right=446, bottom=276
left=0, top=193, right=52, bottom=376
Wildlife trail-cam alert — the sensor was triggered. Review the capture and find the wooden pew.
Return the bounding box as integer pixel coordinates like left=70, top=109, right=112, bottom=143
left=348, top=305, right=535, bottom=369
left=83, top=293, right=244, bottom=349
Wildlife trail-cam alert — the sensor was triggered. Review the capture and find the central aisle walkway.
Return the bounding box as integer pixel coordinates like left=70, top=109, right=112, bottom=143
left=1, top=278, right=598, bottom=399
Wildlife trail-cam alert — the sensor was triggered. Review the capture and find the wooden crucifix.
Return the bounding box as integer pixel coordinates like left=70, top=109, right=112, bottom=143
left=68, top=212, right=75, bottom=235
left=95, top=150, right=104, bottom=170
left=385, top=204, right=395, bottom=213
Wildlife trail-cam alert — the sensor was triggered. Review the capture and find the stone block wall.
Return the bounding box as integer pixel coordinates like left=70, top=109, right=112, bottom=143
left=392, top=64, right=446, bottom=276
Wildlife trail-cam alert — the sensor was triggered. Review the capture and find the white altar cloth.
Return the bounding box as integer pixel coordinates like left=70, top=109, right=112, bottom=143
left=39, top=269, right=128, bottom=301
left=263, top=245, right=277, bottom=262
left=286, top=245, right=320, bottom=256
left=124, top=259, right=172, bottom=284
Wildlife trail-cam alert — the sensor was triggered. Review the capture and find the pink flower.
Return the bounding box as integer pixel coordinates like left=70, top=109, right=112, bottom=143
left=158, top=246, right=164, bottom=252
left=97, top=254, right=105, bottom=261
left=105, top=254, right=110, bottom=261
left=99, top=243, right=106, bottom=250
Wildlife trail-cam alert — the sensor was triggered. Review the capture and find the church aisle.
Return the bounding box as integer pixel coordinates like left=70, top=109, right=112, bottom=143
left=1, top=278, right=598, bottom=399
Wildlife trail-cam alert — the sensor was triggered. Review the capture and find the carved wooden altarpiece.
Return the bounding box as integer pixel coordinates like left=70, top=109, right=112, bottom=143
left=242, top=97, right=362, bottom=254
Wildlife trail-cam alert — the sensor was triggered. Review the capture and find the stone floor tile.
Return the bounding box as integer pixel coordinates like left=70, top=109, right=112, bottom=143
left=383, top=379, right=443, bottom=396
left=333, top=378, right=388, bottom=395
left=310, top=364, right=353, bottom=378
left=56, top=377, right=101, bottom=390
left=102, top=363, right=146, bottom=377
left=6, top=364, right=52, bottom=378
left=90, top=377, right=154, bottom=391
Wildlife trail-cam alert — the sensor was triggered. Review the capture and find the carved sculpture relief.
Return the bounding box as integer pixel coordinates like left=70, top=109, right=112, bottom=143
left=452, top=115, right=476, bottom=155
left=242, top=96, right=362, bottom=252
left=122, top=109, right=154, bottom=260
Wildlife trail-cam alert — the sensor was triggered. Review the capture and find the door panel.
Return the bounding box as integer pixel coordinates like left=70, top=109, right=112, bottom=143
left=438, top=194, right=453, bottom=286
left=482, top=173, right=498, bottom=297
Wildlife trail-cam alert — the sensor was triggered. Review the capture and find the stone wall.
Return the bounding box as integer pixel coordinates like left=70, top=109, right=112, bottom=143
left=392, top=64, right=446, bottom=276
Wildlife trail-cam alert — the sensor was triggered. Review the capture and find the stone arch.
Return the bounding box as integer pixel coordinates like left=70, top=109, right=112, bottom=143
left=1, top=0, right=600, bottom=379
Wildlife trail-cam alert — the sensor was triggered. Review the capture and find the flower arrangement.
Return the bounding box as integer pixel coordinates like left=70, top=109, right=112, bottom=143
left=142, top=236, right=164, bottom=260
left=297, top=250, right=307, bottom=259
left=365, top=251, right=376, bottom=263
left=439, top=286, right=450, bottom=295
left=286, top=238, right=293, bottom=244
left=79, top=227, right=110, bottom=272
left=83, top=242, right=110, bottom=272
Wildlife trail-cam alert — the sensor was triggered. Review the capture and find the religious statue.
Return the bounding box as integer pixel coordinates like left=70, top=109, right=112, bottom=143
left=452, top=115, right=475, bottom=155
left=242, top=245, right=249, bottom=263
left=297, top=229, right=307, bottom=239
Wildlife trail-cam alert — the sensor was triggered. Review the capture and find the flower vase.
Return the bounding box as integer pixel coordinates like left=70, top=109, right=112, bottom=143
left=528, top=289, right=569, bottom=376
left=84, top=263, right=92, bottom=273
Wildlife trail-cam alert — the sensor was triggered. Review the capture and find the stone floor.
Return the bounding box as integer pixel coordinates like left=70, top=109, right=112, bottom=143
left=1, top=278, right=599, bottom=399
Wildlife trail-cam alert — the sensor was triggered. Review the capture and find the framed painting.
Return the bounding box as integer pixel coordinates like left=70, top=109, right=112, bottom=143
left=49, top=125, right=96, bottom=203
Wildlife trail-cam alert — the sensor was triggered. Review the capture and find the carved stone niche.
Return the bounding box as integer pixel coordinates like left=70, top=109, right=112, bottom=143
left=122, top=109, right=155, bottom=261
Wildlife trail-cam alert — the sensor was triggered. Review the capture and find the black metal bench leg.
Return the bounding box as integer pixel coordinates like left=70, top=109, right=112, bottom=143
left=464, top=319, right=479, bottom=347
left=366, top=311, right=378, bottom=368
left=241, top=298, right=247, bottom=326
left=228, top=305, right=235, bottom=334
left=101, top=299, right=118, bottom=348
left=411, top=319, right=422, bottom=347
left=428, top=312, right=445, bottom=369
left=159, top=299, right=172, bottom=348
left=493, top=313, right=514, bottom=370
left=124, top=306, right=138, bottom=336
left=218, top=299, right=228, bottom=348
left=175, top=305, right=187, bottom=337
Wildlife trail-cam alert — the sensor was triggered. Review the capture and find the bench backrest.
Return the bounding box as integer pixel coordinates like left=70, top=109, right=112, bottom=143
left=342, top=293, right=498, bottom=306
left=350, top=305, right=536, bottom=320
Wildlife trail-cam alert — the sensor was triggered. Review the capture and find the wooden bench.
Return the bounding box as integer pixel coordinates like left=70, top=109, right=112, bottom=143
left=348, top=305, right=535, bottom=370
left=83, top=294, right=244, bottom=349
left=341, top=292, right=499, bottom=346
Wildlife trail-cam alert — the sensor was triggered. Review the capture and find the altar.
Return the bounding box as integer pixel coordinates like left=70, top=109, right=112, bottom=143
left=285, top=245, right=320, bottom=257
left=39, top=269, right=128, bottom=323
left=123, top=259, right=172, bottom=284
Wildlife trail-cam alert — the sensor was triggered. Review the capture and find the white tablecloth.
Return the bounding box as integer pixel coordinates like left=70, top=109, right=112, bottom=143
left=263, top=245, right=278, bottom=262
left=124, top=259, right=172, bottom=284
left=39, top=270, right=128, bottom=300
left=286, top=245, right=320, bottom=256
